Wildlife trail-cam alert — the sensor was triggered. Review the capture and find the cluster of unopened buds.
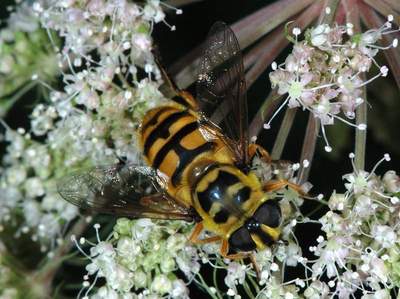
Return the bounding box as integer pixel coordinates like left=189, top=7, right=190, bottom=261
left=268, top=16, right=399, bottom=152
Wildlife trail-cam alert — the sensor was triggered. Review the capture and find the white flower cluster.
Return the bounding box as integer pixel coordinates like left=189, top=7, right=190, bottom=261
left=0, top=3, right=59, bottom=113
left=0, top=127, right=79, bottom=250
left=308, top=154, right=400, bottom=298
left=76, top=219, right=195, bottom=299
left=0, top=0, right=169, bottom=250
left=268, top=18, right=399, bottom=151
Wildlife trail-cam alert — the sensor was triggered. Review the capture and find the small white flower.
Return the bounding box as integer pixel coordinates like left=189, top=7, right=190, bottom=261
left=328, top=191, right=347, bottom=211
left=382, top=170, right=400, bottom=193
left=310, top=24, right=330, bottom=47
left=171, top=279, right=189, bottom=298
left=151, top=274, right=172, bottom=294
left=371, top=225, right=396, bottom=248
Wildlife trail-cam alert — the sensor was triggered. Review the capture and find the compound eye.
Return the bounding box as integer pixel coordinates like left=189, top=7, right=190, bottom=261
left=253, top=200, right=281, bottom=228
left=228, top=226, right=256, bottom=252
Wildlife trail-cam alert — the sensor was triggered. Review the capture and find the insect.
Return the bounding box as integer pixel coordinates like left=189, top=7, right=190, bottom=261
left=57, top=22, right=304, bottom=262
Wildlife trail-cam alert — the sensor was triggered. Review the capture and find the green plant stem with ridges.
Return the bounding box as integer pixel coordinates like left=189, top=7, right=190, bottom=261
left=271, top=108, right=297, bottom=160
left=33, top=218, right=89, bottom=298
left=249, top=90, right=283, bottom=138
left=0, top=80, right=37, bottom=117
left=243, top=280, right=256, bottom=299
left=195, top=273, right=222, bottom=299
left=348, top=0, right=367, bottom=171
left=319, top=0, right=340, bottom=24
left=247, top=274, right=260, bottom=294
left=355, top=85, right=367, bottom=170
left=298, top=114, right=319, bottom=184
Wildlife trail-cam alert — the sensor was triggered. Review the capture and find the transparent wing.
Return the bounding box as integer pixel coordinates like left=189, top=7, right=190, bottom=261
left=57, top=164, right=195, bottom=221
left=196, top=21, right=249, bottom=168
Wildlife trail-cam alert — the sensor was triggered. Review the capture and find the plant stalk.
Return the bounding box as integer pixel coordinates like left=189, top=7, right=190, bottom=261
left=33, top=218, right=89, bottom=296
left=0, top=81, right=37, bottom=117
left=249, top=90, right=284, bottom=138
left=298, top=114, right=319, bottom=184
left=354, top=84, right=367, bottom=171
left=318, top=0, right=341, bottom=24
left=271, top=108, right=297, bottom=160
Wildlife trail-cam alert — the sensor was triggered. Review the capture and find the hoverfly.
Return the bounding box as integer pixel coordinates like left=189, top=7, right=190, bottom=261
left=58, top=22, right=304, bottom=262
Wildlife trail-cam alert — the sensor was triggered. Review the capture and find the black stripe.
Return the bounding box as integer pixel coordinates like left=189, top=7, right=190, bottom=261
left=214, top=209, right=229, bottom=223
left=172, top=95, right=191, bottom=107
left=144, top=110, right=188, bottom=156
left=229, top=226, right=257, bottom=252
left=141, top=106, right=172, bottom=132
left=192, top=163, right=219, bottom=190
left=254, top=229, right=274, bottom=246
left=152, top=122, right=198, bottom=169
left=197, top=171, right=239, bottom=213
left=253, top=201, right=281, bottom=228
left=171, top=142, right=214, bottom=186
left=233, top=186, right=251, bottom=205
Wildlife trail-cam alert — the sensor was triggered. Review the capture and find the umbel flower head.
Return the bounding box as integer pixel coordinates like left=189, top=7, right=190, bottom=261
left=268, top=18, right=398, bottom=152
left=0, top=0, right=171, bottom=252
left=309, top=153, right=400, bottom=298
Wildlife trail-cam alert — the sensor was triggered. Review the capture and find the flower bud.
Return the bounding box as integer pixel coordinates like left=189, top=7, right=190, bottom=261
left=383, top=170, right=400, bottom=193
left=151, top=274, right=172, bottom=294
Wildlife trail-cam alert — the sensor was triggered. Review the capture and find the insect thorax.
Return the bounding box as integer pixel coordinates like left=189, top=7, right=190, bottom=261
left=191, top=163, right=282, bottom=251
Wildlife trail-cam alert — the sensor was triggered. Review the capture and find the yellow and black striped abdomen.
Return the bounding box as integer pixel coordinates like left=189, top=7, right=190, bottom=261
left=139, top=103, right=230, bottom=206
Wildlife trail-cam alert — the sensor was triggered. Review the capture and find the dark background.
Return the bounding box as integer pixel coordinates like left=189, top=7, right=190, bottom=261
left=1, top=1, right=399, bottom=298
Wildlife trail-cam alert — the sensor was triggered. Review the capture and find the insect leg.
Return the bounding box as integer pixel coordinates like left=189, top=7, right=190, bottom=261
left=154, top=55, right=180, bottom=98
left=249, top=253, right=262, bottom=281
left=220, top=239, right=250, bottom=259
left=263, top=179, right=306, bottom=196
left=220, top=241, right=261, bottom=280
left=248, top=144, right=271, bottom=163
left=189, top=222, right=221, bottom=244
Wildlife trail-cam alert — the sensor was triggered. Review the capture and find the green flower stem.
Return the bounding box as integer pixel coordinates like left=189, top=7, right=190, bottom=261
left=355, top=85, right=367, bottom=171
left=347, top=2, right=367, bottom=171
left=271, top=108, right=297, bottom=160
left=247, top=273, right=260, bottom=294
left=243, top=280, right=256, bottom=299
left=245, top=25, right=289, bottom=88
left=298, top=113, right=319, bottom=184
left=34, top=218, right=89, bottom=294
left=232, top=0, right=315, bottom=50
left=0, top=80, right=37, bottom=117
left=212, top=265, right=219, bottom=293
left=249, top=90, right=284, bottom=138
left=318, top=0, right=340, bottom=24
left=382, top=0, right=400, bottom=12
left=364, top=0, right=397, bottom=19
left=195, top=273, right=222, bottom=299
